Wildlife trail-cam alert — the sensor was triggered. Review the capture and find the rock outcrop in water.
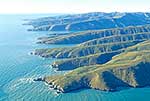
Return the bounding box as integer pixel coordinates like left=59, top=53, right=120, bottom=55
left=26, top=12, right=150, bottom=31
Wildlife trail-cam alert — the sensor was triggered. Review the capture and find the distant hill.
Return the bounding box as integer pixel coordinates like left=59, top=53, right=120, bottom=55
left=27, top=12, right=150, bottom=31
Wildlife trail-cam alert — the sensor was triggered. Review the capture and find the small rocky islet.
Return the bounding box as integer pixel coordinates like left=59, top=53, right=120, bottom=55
left=28, top=12, right=150, bottom=93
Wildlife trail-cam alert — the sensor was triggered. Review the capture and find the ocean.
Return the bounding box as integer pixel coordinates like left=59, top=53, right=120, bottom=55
left=0, top=14, right=150, bottom=101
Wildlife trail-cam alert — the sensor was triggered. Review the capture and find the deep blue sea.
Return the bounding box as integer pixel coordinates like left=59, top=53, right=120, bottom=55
left=0, top=14, right=150, bottom=101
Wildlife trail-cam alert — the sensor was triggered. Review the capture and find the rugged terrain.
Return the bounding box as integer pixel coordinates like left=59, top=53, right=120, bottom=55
left=29, top=12, right=150, bottom=93
left=44, top=41, right=150, bottom=93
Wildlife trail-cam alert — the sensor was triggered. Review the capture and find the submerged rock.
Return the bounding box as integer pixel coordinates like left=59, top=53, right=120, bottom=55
left=33, top=77, right=45, bottom=81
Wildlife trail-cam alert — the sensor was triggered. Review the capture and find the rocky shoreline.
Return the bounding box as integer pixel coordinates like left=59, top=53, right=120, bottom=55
left=33, top=77, right=64, bottom=93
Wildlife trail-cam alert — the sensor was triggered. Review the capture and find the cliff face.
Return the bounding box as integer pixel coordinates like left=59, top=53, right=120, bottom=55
left=36, top=25, right=150, bottom=44
left=34, top=40, right=141, bottom=59
left=80, top=33, right=150, bottom=46
left=27, top=12, right=150, bottom=31
left=32, top=25, right=150, bottom=71
left=44, top=41, right=150, bottom=93
left=52, top=51, right=121, bottom=71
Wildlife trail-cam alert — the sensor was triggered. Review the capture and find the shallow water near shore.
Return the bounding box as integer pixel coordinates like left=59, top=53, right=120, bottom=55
left=0, top=14, right=150, bottom=101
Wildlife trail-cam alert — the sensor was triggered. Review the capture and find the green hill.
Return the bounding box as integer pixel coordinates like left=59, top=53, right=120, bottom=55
left=44, top=41, right=150, bottom=93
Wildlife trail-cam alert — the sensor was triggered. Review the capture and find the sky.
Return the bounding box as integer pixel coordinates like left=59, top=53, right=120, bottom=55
left=0, top=0, right=150, bottom=14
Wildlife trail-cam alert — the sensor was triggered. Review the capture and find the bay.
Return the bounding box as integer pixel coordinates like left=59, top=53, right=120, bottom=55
left=0, top=14, right=150, bottom=101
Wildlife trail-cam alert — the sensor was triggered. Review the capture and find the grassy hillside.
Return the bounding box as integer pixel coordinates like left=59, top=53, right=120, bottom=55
left=44, top=41, right=150, bottom=93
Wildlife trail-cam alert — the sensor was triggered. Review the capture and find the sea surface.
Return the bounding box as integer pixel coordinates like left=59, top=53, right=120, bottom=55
left=0, top=14, right=150, bottom=101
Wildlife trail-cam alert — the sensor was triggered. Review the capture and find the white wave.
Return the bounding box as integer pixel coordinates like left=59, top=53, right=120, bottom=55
left=19, top=77, right=34, bottom=84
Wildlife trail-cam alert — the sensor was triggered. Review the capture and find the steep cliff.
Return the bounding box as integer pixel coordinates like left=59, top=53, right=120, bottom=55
left=33, top=40, right=141, bottom=59
left=37, top=25, right=150, bottom=44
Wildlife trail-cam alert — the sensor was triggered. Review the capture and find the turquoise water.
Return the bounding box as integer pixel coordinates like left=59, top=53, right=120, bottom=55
left=0, top=14, right=150, bottom=101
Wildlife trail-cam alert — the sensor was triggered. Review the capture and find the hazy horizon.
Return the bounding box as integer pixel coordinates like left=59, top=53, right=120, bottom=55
left=0, top=0, right=150, bottom=14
